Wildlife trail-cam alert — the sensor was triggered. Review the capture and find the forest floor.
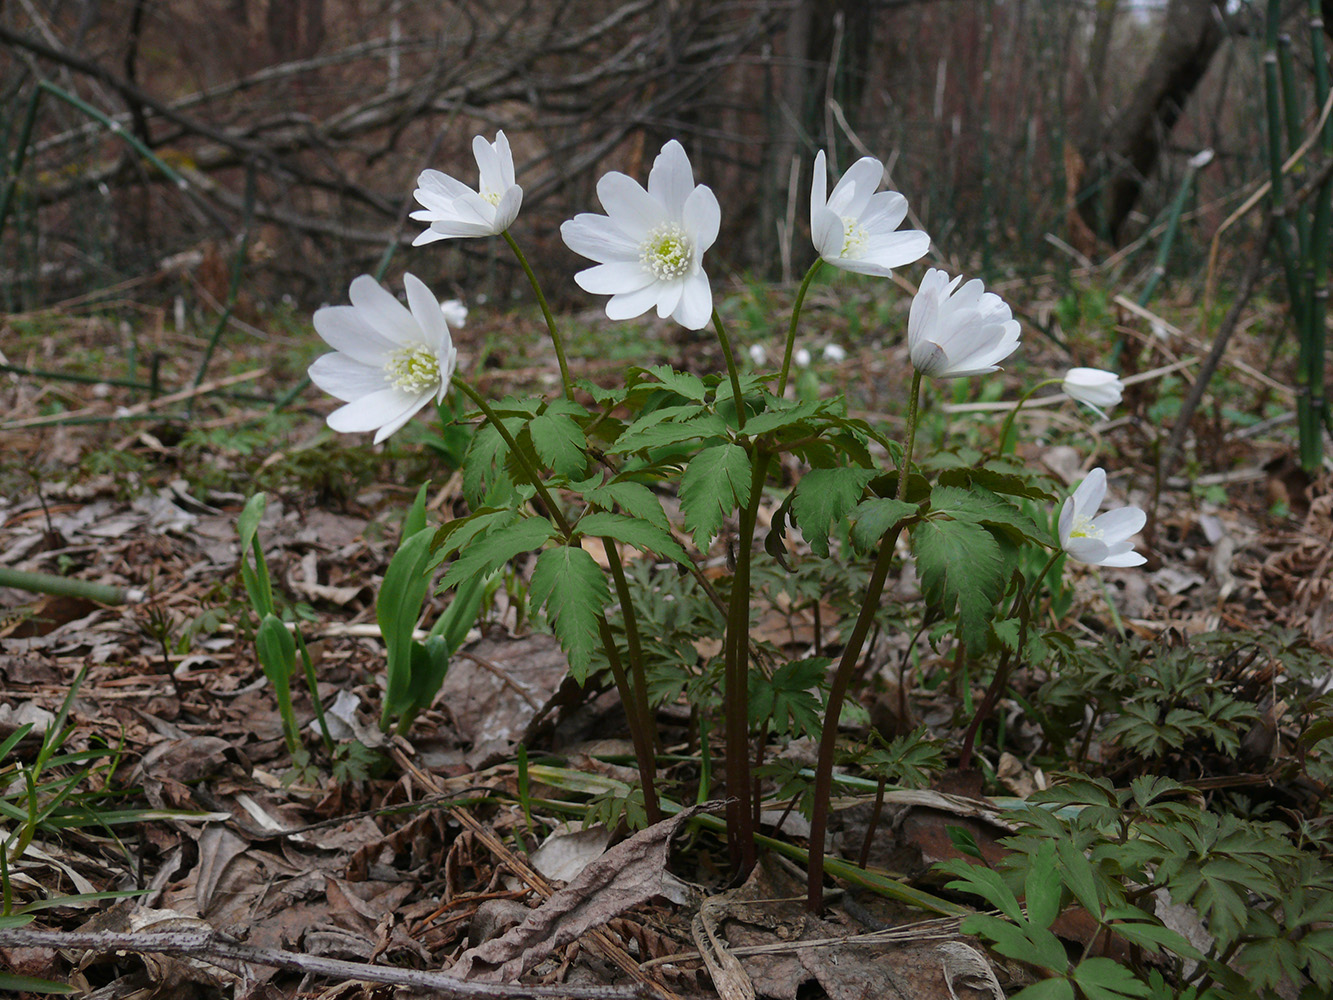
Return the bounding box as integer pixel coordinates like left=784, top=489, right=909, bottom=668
left=1, top=271, right=1330, bottom=999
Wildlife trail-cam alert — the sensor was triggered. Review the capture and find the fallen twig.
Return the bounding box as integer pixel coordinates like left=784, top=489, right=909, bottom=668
left=0, top=924, right=647, bottom=999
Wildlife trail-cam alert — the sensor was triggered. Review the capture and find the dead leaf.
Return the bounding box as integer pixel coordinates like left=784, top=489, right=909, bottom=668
left=451, top=804, right=703, bottom=982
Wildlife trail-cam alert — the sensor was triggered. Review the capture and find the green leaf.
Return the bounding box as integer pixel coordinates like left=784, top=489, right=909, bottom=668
left=255, top=613, right=295, bottom=689
left=585, top=479, right=670, bottom=531
left=741, top=398, right=822, bottom=437
left=937, top=466, right=1056, bottom=502
left=529, top=402, right=588, bottom=478
left=576, top=511, right=688, bottom=564
left=530, top=545, right=610, bottom=681
left=1071, top=957, right=1153, bottom=999
left=1009, top=979, right=1076, bottom=1000
left=679, top=443, right=751, bottom=550
left=849, top=497, right=919, bottom=552
left=911, top=518, right=1006, bottom=654
left=238, top=492, right=273, bottom=616
left=378, top=527, right=437, bottom=723
left=963, top=913, right=1068, bottom=972
left=640, top=364, right=708, bottom=402
left=400, top=482, right=430, bottom=542
left=439, top=517, right=555, bottom=591
left=0, top=973, right=76, bottom=994
left=940, top=858, right=1023, bottom=921
left=929, top=485, right=1044, bottom=541
left=1055, top=839, right=1105, bottom=919
left=405, top=635, right=451, bottom=717
left=1024, top=841, right=1062, bottom=930
left=791, top=468, right=876, bottom=557
left=1101, top=910, right=1201, bottom=959
left=748, top=658, right=827, bottom=737
left=609, top=405, right=726, bottom=454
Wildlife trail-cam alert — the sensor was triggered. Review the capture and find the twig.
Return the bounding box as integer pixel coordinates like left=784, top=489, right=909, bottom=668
left=0, top=368, right=266, bottom=430
left=0, top=925, right=645, bottom=999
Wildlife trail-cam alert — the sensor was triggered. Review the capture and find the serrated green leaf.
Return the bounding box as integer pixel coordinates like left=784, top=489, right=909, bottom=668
left=748, top=658, right=827, bottom=737
left=791, top=468, right=876, bottom=557
left=911, top=518, right=1005, bottom=654
left=940, top=859, right=1023, bottom=921
left=1009, top=979, right=1076, bottom=1000
left=529, top=406, right=588, bottom=478
left=576, top=511, right=688, bottom=565
left=679, top=443, right=751, bottom=550
left=929, top=485, right=1044, bottom=541
left=849, top=497, right=919, bottom=551
left=938, top=466, right=1057, bottom=502
left=439, top=517, right=555, bottom=591
left=530, top=545, right=610, bottom=680
left=431, top=507, right=517, bottom=565
left=1101, top=911, right=1200, bottom=959
left=1055, top=839, right=1104, bottom=919
left=585, top=480, right=670, bottom=531
left=640, top=364, right=708, bottom=401
left=1071, top=957, right=1152, bottom=999
left=1025, top=841, right=1062, bottom=930
left=741, top=398, right=822, bottom=437
left=609, top=404, right=722, bottom=454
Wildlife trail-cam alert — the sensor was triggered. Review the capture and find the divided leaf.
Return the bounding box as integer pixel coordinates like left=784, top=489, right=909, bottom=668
left=849, top=497, right=920, bottom=552
left=911, top=517, right=1006, bottom=654
left=529, top=401, right=588, bottom=478
left=929, top=485, right=1044, bottom=542
left=679, top=443, right=751, bottom=550
left=585, top=479, right=670, bottom=531
left=439, top=516, right=555, bottom=591
left=530, top=545, right=611, bottom=681
left=576, top=511, right=688, bottom=564
left=791, top=468, right=876, bottom=557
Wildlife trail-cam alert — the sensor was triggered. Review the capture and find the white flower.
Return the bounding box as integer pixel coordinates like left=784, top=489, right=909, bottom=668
left=810, top=150, right=930, bottom=276
left=440, top=299, right=468, bottom=328
left=1058, top=468, right=1147, bottom=568
left=309, top=273, right=458, bottom=444
left=794, top=347, right=812, bottom=367
left=411, top=132, right=522, bottom=243
left=1062, top=367, right=1122, bottom=417
left=560, top=139, right=720, bottom=331
left=748, top=344, right=768, bottom=366
left=822, top=343, right=847, bottom=362
left=908, top=268, right=1021, bottom=379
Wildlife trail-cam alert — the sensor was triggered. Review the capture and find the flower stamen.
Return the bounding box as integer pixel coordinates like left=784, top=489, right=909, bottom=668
left=640, top=224, right=694, bottom=280
left=840, top=217, right=869, bottom=258
left=385, top=345, right=440, bottom=393
left=1068, top=513, right=1102, bottom=540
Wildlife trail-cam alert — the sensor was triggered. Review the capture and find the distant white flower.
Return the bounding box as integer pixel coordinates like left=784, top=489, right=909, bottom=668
left=810, top=150, right=930, bottom=276
left=908, top=268, right=1021, bottom=379
left=560, top=140, right=720, bottom=331
left=1062, top=367, right=1122, bottom=417
left=748, top=344, right=768, bottom=366
left=1058, top=468, right=1147, bottom=568
left=440, top=299, right=468, bottom=328
left=794, top=347, right=812, bottom=367
left=309, top=274, right=458, bottom=444
left=822, top=343, right=847, bottom=362
left=411, top=132, right=522, bottom=243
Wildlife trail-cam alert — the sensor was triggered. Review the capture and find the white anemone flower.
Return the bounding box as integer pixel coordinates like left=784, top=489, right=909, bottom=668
left=1058, top=468, right=1147, bottom=568
left=748, top=344, right=768, bottom=366
left=810, top=150, right=930, bottom=276
left=560, top=139, right=720, bottom=331
left=411, top=132, right=522, bottom=244
left=822, top=343, right=847, bottom=362
left=794, top=347, right=812, bottom=367
left=440, top=299, right=468, bottom=328
left=309, top=273, right=458, bottom=444
left=908, top=268, right=1021, bottom=379
left=1062, top=367, right=1123, bottom=417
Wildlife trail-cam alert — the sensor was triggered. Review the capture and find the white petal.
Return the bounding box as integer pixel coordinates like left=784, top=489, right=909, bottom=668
left=605, top=282, right=664, bottom=321
left=674, top=271, right=713, bottom=330
left=372, top=389, right=436, bottom=444
left=426, top=218, right=500, bottom=239
left=596, top=171, right=664, bottom=239
left=326, top=386, right=421, bottom=434
left=1070, top=469, right=1108, bottom=520
left=1065, top=536, right=1111, bottom=564
left=403, top=273, right=448, bottom=355
left=856, top=229, right=931, bottom=270
left=493, top=185, right=523, bottom=232
left=412, top=227, right=450, bottom=247
left=1098, top=546, right=1147, bottom=568
left=415, top=169, right=472, bottom=201
left=1058, top=497, right=1075, bottom=548
left=655, top=279, right=685, bottom=319
left=682, top=185, right=720, bottom=253
left=811, top=205, right=846, bottom=260
left=308, top=353, right=387, bottom=401
left=473, top=133, right=503, bottom=194
left=312, top=305, right=396, bottom=365
left=1091, top=506, right=1146, bottom=542
left=561, top=214, right=641, bottom=263
left=827, top=156, right=883, bottom=219
left=858, top=189, right=910, bottom=231
left=648, top=140, right=695, bottom=215
left=575, top=260, right=655, bottom=295
left=348, top=275, right=421, bottom=347
left=811, top=150, right=829, bottom=235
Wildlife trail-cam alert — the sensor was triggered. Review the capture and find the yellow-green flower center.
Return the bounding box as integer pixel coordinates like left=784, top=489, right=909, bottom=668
left=482, top=189, right=503, bottom=206
left=385, top=345, right=440, bottom=393
left=640, top=224, right=693, bottom=280
left=1068, top=513, right=1102, bottom=540
left=840, top=217, right=868, bottom=258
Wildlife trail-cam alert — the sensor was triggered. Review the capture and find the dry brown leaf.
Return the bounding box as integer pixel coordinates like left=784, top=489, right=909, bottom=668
left=450, top=804, right=702, bottom=982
